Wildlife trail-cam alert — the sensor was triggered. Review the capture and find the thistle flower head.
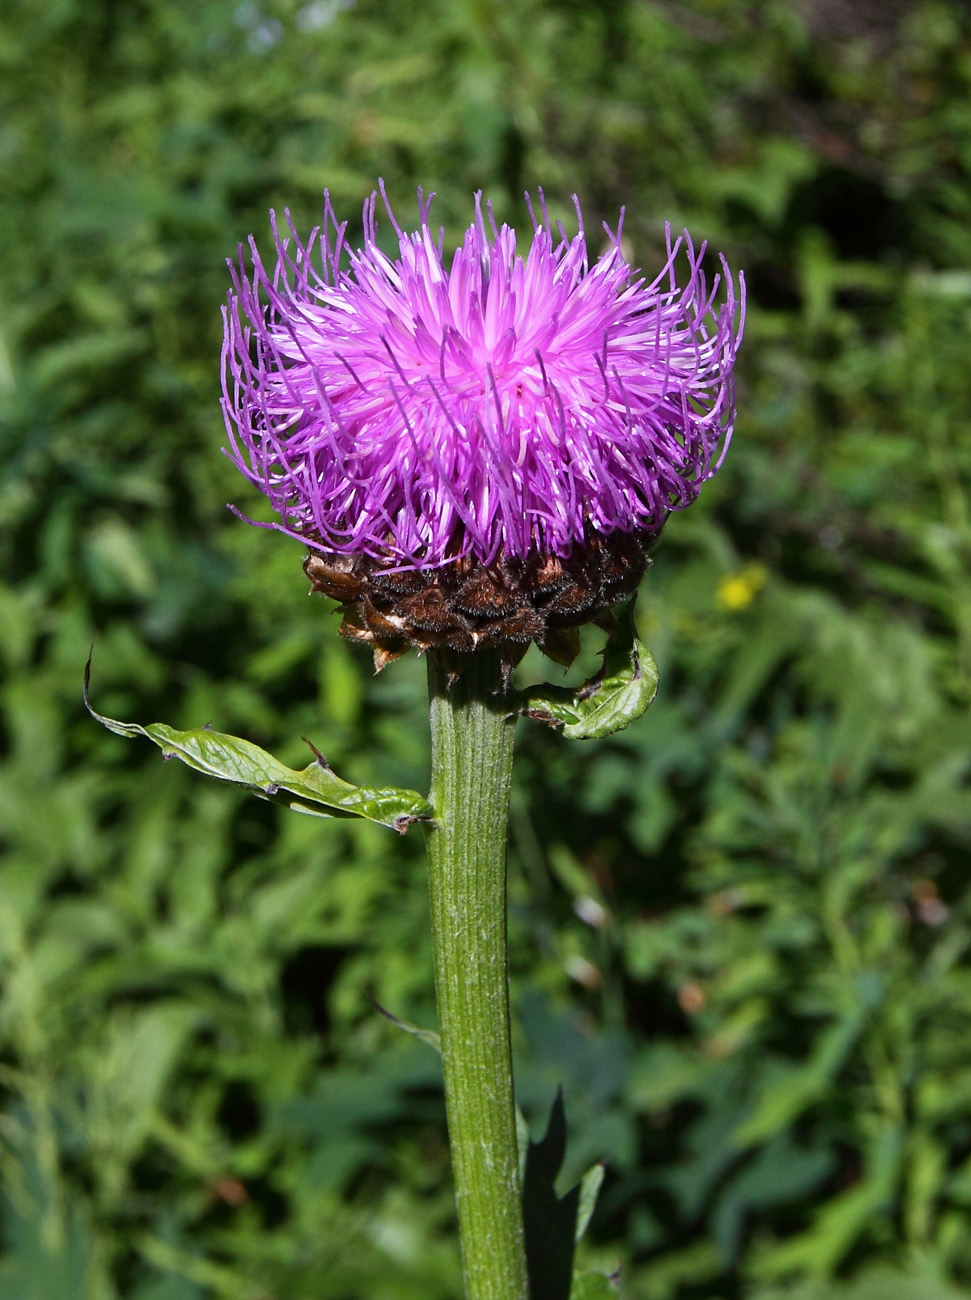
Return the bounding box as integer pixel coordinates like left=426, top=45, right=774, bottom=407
left=222, top=185, right=745, bottom=572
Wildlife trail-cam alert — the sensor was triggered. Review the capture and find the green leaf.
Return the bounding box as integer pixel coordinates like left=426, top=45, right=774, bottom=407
left=750, top=1123, right=903, bottom=1279
left=575, top=1162, right=606, bottom=1244
left=519, top=610, right=659, bottom=740
left=732, top=1014, right=863, bottom=1149
left=371, top=999, right=441, bottom=1054
left=570, top=1271, right=617, bottom=1299
left=85, top=660, right=432, bottom=833
left=516, top=1105, right=532, bottom=1186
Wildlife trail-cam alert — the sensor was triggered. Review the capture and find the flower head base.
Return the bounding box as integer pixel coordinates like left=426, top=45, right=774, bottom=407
left=223, top=186, right=744, bottom=665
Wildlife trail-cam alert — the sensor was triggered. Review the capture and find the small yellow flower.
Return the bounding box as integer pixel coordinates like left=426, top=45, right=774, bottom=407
left=716, top=564, right=768, bottom=611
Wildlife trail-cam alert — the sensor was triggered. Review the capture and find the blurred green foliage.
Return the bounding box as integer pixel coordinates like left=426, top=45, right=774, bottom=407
left=2, top=0, right=971, bottom=1296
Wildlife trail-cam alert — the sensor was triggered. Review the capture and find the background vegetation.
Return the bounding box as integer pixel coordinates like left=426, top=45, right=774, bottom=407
left=2, top=0, right=970, bottom=1296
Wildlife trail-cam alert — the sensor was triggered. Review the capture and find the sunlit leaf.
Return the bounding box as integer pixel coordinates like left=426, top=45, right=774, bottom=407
left=575, top=1162, right=606, bottom=1244
left=85, top=659, right=431, bottom=833
left=570, top=1271, right=617, bottom=1299
left=372, top=999, right=442, bottom=1053
left=519, top=610, right=659, bottom=740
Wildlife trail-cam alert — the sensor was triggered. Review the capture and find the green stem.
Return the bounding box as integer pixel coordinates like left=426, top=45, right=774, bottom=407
left=425, top=650, right=529, bottom=1300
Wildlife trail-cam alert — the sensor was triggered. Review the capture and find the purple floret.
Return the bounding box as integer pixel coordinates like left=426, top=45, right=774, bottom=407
left=222, top=184, right=745, bottom=570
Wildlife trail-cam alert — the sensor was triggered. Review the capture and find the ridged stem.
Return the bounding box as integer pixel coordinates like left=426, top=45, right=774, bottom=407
left=425, top=650, right=529, bottom=1300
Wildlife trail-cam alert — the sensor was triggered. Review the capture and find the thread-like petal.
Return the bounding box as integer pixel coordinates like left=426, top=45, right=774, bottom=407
left=223, top=188, right=745, bottom=569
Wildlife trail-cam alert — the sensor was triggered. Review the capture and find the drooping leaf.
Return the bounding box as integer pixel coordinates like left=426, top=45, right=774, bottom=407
left=519, top=609, right=659, bottom=740
left=371, top=999, right=442, bottom=1054
left=85, top=660, right=431, bottom=833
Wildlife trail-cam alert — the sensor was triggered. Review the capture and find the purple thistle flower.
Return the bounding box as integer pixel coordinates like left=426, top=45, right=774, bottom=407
left=222, top=185, right=744, bottom=571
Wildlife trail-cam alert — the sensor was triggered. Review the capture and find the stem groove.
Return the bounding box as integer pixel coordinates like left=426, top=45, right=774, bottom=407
left=425, top=651, right=529, bottom=1300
